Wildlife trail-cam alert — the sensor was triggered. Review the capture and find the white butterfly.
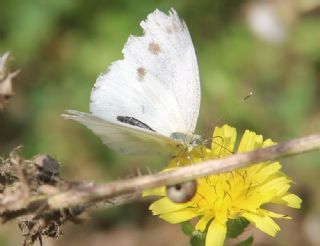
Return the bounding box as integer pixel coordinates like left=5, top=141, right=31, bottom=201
left=63, top=9, right=201, bottom=155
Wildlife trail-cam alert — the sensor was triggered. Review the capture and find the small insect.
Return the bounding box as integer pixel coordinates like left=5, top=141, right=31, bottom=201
left=63, top=9, right=201, bottom=156
left=242, top=91, right=253, bottom=101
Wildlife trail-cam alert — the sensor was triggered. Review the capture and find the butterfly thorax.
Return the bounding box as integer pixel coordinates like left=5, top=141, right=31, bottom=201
left=170, top=132, right=202, bottom=152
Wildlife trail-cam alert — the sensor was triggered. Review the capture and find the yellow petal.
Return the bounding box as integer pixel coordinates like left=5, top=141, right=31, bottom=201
left=274, top=193, right=302, bottom=208
left=241, top=191, right=276, bottom=210
left=238, top=130, right=263, bottom=153
left=195, top=213, right=214, bottom=232
left=253, top=162, right=282, bottom=183
left=261, top=209, right=291, bottom=219
left=205, top=216, right=227, bottom=246
left=257, top=176, right=290, bottom=196
left=159, top=209, right=198, bottom=224
left=143, top=186, right=166, bottom=197
left=262, top=138, right=275, bottom=147
left=242, top=212, right=280, bottom=237
left=149, top=197, right=191, bottom=215
left=211, top=125, right=236, bottom=157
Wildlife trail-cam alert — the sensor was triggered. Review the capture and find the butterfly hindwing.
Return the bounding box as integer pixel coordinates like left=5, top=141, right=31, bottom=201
left=62, top=110, right=179, bottom=155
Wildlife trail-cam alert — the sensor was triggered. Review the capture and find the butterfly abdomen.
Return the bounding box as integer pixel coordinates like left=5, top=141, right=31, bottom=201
left=117, top=116, right=155, bottom=132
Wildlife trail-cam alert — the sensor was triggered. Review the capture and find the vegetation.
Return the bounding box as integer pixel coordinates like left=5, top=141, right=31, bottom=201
left=0, top=1, right=319, bottom=245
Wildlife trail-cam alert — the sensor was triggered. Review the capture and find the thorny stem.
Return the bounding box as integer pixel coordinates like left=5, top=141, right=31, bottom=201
left=46, top=133, right=320, bottom=210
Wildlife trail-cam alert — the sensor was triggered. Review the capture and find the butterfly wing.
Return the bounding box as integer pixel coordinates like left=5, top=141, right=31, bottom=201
left=62, top=110, right=180, bottom=155
left=90, top=9, right=200, bottom=137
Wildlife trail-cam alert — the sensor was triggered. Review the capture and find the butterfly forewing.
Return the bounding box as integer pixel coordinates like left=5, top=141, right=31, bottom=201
left=63, top=110, right=180, bottom=155
left=90, top=9, right=200, bottom=135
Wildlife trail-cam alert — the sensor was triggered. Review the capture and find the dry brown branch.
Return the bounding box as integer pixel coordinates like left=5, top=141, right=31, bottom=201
left=46, top=133, right=320, bottom=209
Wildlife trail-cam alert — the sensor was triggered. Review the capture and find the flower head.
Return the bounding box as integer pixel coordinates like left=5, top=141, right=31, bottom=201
left=144, top=125, right=302, bottom=246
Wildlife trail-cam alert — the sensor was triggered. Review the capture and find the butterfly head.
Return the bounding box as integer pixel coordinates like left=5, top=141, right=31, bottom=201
left=170, top=132, right=202, bottom=152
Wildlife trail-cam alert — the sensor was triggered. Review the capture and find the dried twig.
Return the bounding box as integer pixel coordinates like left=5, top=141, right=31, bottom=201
left=46, top=133, right=320, bottom=209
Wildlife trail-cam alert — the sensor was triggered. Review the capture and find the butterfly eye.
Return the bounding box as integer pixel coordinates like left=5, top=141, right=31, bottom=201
left=166, top=180, right=197, bottom=203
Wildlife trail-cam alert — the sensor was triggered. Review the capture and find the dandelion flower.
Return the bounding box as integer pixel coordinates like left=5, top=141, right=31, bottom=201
left=144, top=125, right=302, bottom=246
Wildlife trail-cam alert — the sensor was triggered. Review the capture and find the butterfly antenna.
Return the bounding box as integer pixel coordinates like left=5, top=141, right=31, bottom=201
left=201, top=136, right=234, bottom=155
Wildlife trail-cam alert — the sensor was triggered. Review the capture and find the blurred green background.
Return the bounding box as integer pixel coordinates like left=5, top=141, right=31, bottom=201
left=0, top=0, right=320, bottom=245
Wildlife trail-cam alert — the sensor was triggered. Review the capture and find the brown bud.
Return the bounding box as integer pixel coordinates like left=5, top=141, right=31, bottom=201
left=166, top=180, right=197, bottom=203
left=0, top=52, right=19, bottom=110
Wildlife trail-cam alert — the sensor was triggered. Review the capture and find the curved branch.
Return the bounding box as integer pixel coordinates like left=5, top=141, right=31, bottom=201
left=47, top=133, right=320, bottom=209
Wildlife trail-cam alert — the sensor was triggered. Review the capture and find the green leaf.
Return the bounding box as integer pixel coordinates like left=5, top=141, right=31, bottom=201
left=180, top=221, right=194, bottom=236
left=234, top=235, right=254, bottom=246
left=190, top=231, right=205, bottom=246
left=226, top=218, right=249, bottom=238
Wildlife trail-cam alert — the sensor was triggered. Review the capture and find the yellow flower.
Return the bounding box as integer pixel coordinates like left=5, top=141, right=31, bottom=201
left=144, top=125, right=302, bottom=246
